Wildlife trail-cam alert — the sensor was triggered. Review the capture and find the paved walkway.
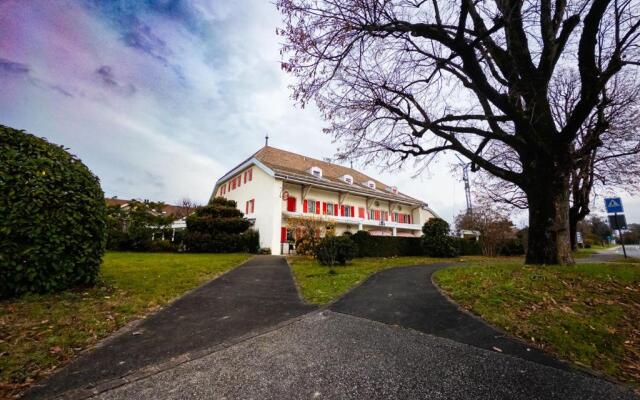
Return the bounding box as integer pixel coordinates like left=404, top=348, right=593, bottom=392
left=27, top=259, right=637, bottom=400
left=26, top=256, right=316, bottom=399
left=92, top=312, right=635, bottom=400
left=330, top=263, right=566, bottom=369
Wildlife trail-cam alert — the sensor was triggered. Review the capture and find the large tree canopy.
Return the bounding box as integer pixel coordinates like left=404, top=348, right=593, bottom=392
left=277, top=0, right=640, bottom=264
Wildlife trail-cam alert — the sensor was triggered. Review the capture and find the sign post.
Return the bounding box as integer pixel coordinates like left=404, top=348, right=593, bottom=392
left=604, top=197, right=627, bottom=259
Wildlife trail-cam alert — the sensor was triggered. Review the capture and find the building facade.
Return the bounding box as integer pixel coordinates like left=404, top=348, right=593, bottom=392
left=212, top=146, right=438, bottom=255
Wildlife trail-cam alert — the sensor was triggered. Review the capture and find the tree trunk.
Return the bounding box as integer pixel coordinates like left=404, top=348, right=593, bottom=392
left=569, top=208, right=578, bottom=251
left=525, top=174, right=574, bottom=265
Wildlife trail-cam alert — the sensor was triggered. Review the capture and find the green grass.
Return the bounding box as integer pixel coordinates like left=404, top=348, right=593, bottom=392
left=0, top=252, right=251, bottom=398
left=434, top=260, right=640, bottom=386
left=288, top=255, right=466, bottom=304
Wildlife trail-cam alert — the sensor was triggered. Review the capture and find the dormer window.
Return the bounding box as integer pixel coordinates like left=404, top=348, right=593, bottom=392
left=309, top=166, right=323, bottom=178
left=341, top=174, right=353, bottom=184
left=366, top=180, right=376, bottom=190
left=386, top=186, right=398, bottom=194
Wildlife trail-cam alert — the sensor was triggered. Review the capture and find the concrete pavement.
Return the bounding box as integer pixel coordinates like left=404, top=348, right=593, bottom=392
left=92, top=311, right=636, bottom=400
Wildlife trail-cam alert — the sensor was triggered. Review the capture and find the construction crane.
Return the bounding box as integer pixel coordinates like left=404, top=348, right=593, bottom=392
left=455, top=154, right=473, bottom=216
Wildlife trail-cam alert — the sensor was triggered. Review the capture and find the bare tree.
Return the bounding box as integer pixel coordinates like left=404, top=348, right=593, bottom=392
left=277, top=0, right=640, bottom=264
left=475, top=74, right=640, bottom=250
left=176, top=198, right=200, bottom=218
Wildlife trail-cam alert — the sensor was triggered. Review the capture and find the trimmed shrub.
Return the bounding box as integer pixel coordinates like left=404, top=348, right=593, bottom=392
left=350, top=231, right=423, bottom=257
left=500, top=238, right=525, bottom=256
left=184, top=198, right=252, bottom=252
left=0, top=125, right=106, bottom=298
left=315, top=236, right=358, bottom=265
left=454, top=238, right=482, bottom=256
left=421, top=218, right=459, bottom=257
left=241, top=229, right=260, bottom=253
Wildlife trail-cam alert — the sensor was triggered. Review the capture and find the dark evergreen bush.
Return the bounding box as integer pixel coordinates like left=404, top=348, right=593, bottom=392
left=0, top=125, right=106, bottom=298
left=315, top=236, right=358, bottom=265
left=184, top=198, right=252, bottom=252
left=453, top=238, right=482, bottom=256
left=421, top=218, right=459, bottom=257
left=241, top=229, right=260, bottom=253
left=350, top=231, right=423, bottom=257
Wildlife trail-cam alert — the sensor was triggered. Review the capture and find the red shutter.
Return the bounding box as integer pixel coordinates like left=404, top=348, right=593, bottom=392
left=315, top=201, right=320, bottom=214
left=358, top=207, right=365, bottom=218
left=350, top=206, right=355, bottom=217
left=281, top=227, right=287, bottom=243
left=334, top=203, right=338, bottom=216
left=303, top=200, right=308, bottom=213
left=244, top=171, right=247, bottom=184
left=287, top=197, right=296, bottom=212
left=375, top=210, right=380, bottom=220
left=248, top=169, right=253, bottom=181
left=385, top=212, right=389, bottom=221
left=340, top=205, right=345, bottom=216
left=322, top=202, right=327, bottom=215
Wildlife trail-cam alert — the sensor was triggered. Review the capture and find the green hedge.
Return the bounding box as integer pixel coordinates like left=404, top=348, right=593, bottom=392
left=0, top=125, right=106, bottom=298
left=350, top=231, right=423, bottom=257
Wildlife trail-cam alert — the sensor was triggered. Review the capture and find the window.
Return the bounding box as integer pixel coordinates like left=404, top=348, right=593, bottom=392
left=326, top=203, right=334, bottom=215
left=366, top=180, right=376, bottom=190
left=341, top=175, right=353, bottom=184
left=309, top=166, right=322, bottom=178
left=358, top=207, right=365, bottom=219
left=245, top=199, right=255, bottom=214
left=341, top=205, right=354, bottom=217
left=304, top=199, right=320, bottom=214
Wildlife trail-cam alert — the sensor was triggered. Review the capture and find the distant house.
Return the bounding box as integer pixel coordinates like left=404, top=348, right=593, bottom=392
left=104, top=198, right=192, bottom=230
left=211, top=145, right=440, bottom=255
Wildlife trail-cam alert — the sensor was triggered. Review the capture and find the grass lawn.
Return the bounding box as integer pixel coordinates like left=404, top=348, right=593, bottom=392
left=288, top=255, right=458, bottom=304
left=434, top=259, right=640, bottom=386
left=0, top=252, right=251, bottom=398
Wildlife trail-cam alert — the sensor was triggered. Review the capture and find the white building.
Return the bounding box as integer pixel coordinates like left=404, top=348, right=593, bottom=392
left=211, top=146, right=438, bottom=255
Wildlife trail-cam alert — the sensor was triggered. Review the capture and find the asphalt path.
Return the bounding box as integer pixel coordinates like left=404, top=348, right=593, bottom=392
left=25, top=256, right=316, bottom=399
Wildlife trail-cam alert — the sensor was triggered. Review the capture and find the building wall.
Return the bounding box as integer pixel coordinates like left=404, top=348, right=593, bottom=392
left=216, top=165, right=283, bottom=254
left=280, top=183, right=429, bottom=237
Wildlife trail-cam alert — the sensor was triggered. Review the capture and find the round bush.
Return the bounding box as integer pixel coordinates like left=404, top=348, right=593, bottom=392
left=315, top=235, right=357, bottom=266
left=184, top=198, right=252, bottom=252
left=0, top=125, right=106, bottom=298
left=421, top=218, right=459, bottom=257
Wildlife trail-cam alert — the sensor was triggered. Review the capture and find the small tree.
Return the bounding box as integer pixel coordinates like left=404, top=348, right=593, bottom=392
left=422, top=218, right=458, bottom=258
left=184, top=197, right=251, bottom=252
left=286, top=216, right=335, bottom=256
left=315, top=236, right=357, bottom=266
left=454, top=206, right=518, bottom=257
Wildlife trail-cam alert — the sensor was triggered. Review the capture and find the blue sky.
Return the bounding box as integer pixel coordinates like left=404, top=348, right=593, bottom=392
left=1, top=0, right=637, bottom=226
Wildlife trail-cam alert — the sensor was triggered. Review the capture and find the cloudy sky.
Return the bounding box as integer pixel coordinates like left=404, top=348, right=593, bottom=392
left=1, top=0, right=638, bottom=226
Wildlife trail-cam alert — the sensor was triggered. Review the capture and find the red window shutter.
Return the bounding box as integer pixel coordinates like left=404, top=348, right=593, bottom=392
left=287, top=197, right=296, bottom=212
left=281, top=227, right=287, bottom=243
left=248, top=169, right=253, bottom=181
left=334, top=203, right=338, bottom=216
left=243, top=171, right=247, bottom=184
left=315, top=201, right=320, bottom=214
left=375, top=210, right=380, bottom=220
left=322, top=202, right=327, bottom=215
left=358, top=207, right=364, bottom=218
left=245, top=201, right=249, bottom=214
left=385, top=212, right=389, bottom=221
left=251, top=200, right=255, bottom=213
left=303, top=200, right=308, bottom=213
left=350, top=206, right=355, bottom=217
left=340, top=205, right=345, bottom=216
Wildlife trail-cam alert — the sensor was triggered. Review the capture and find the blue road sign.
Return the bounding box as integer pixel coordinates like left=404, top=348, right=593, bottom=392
left=604, top=197, right=624, bottom=213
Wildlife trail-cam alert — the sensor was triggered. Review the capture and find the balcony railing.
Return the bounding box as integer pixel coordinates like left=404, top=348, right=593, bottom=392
left=281, top=210, right=421, bottom=231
